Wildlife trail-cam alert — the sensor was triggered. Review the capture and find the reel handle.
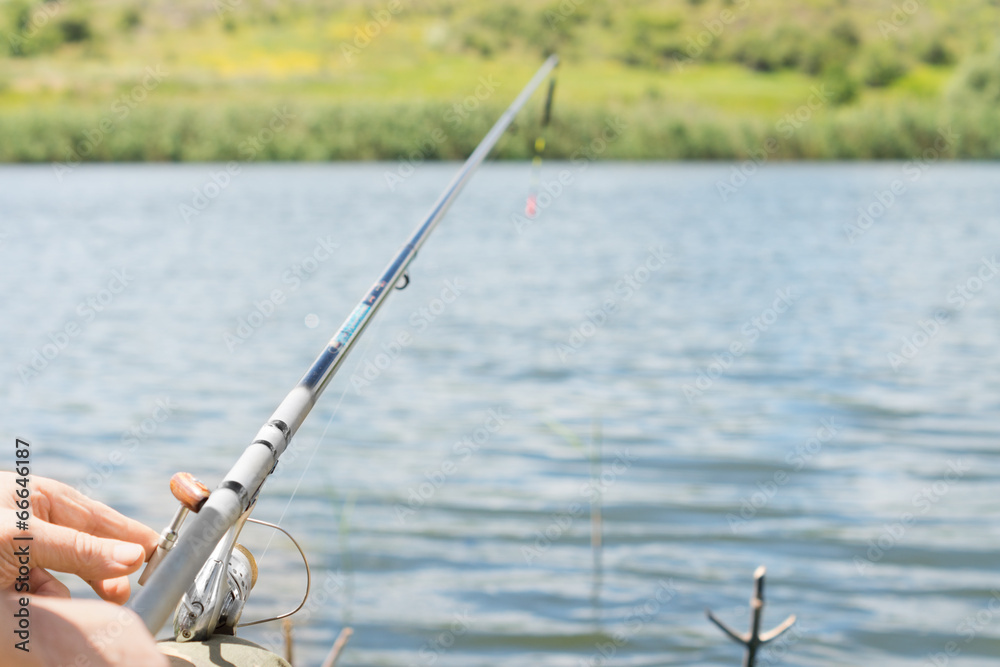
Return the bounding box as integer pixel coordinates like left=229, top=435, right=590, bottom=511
left=170, top=472, right=211, bottom=512
left=139, top=472, right=212, bottom=586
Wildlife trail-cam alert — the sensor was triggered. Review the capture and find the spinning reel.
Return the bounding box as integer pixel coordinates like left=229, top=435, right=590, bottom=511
left=139, top=473, right=310, bottom=642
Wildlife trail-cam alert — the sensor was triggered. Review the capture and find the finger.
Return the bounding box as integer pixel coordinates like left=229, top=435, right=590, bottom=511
left=88, top=575, right=132, bottom=605
left=29, top=476, right=159, bottom=558
left=30, top=567, right=72, bottom=598
left=31, top=520, right=147, bottom=583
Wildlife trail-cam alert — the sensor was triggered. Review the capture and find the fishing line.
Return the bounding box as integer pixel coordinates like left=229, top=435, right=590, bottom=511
left=253, top=314, right=385, bottom=570
left=259, top=81, right=561, bottom=590
left=524, top=76, right=557, bottom=218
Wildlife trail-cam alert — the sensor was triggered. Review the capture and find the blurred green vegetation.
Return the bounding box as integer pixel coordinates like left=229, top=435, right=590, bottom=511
left=1, top=0, right=999, bottom=161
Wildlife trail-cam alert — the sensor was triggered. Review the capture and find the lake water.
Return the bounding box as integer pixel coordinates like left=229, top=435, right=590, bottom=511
left=2, top=162, right=1000, bottom=666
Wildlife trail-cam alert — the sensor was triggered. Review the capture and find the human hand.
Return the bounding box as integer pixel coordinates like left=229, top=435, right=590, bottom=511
left=0, top=472, right=158, bottom=603
left=3, top=595, right=169, bottom=667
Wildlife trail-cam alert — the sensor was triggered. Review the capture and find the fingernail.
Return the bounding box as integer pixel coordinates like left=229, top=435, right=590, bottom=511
left=113, top=543, right=144, bottom=565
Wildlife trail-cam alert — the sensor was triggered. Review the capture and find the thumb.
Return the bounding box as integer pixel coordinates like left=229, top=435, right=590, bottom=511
left=32, top=520, right=147, bottom=584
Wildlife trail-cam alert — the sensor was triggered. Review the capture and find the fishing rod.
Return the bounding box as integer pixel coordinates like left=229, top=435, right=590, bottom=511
left=129, top=54, right=560, bottom=641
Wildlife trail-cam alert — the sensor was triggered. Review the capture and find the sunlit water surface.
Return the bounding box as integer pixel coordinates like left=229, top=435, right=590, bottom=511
left=2, top=162, right=1000, bottom=666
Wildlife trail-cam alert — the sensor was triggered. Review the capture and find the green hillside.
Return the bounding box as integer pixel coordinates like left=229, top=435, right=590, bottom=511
left=2, top=0, right=1000, bottom=161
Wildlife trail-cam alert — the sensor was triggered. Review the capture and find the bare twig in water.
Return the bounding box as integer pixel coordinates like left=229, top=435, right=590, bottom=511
left=590, top=418, right=603, bottom=589
left=282, top=618, right=294, bottom=666
left=707, top=566, right=796, bottom=667
left=320, top=627, right=354, bottom=667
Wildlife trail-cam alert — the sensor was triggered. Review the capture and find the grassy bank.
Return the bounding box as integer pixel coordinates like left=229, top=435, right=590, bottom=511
left=7, top=98, right=1000, bottom=164
left=2, top=0, right=999, bottom=161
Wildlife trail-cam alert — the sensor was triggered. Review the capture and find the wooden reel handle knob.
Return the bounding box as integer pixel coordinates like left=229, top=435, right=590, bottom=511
left=169, top=472, right=210, bottom=512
